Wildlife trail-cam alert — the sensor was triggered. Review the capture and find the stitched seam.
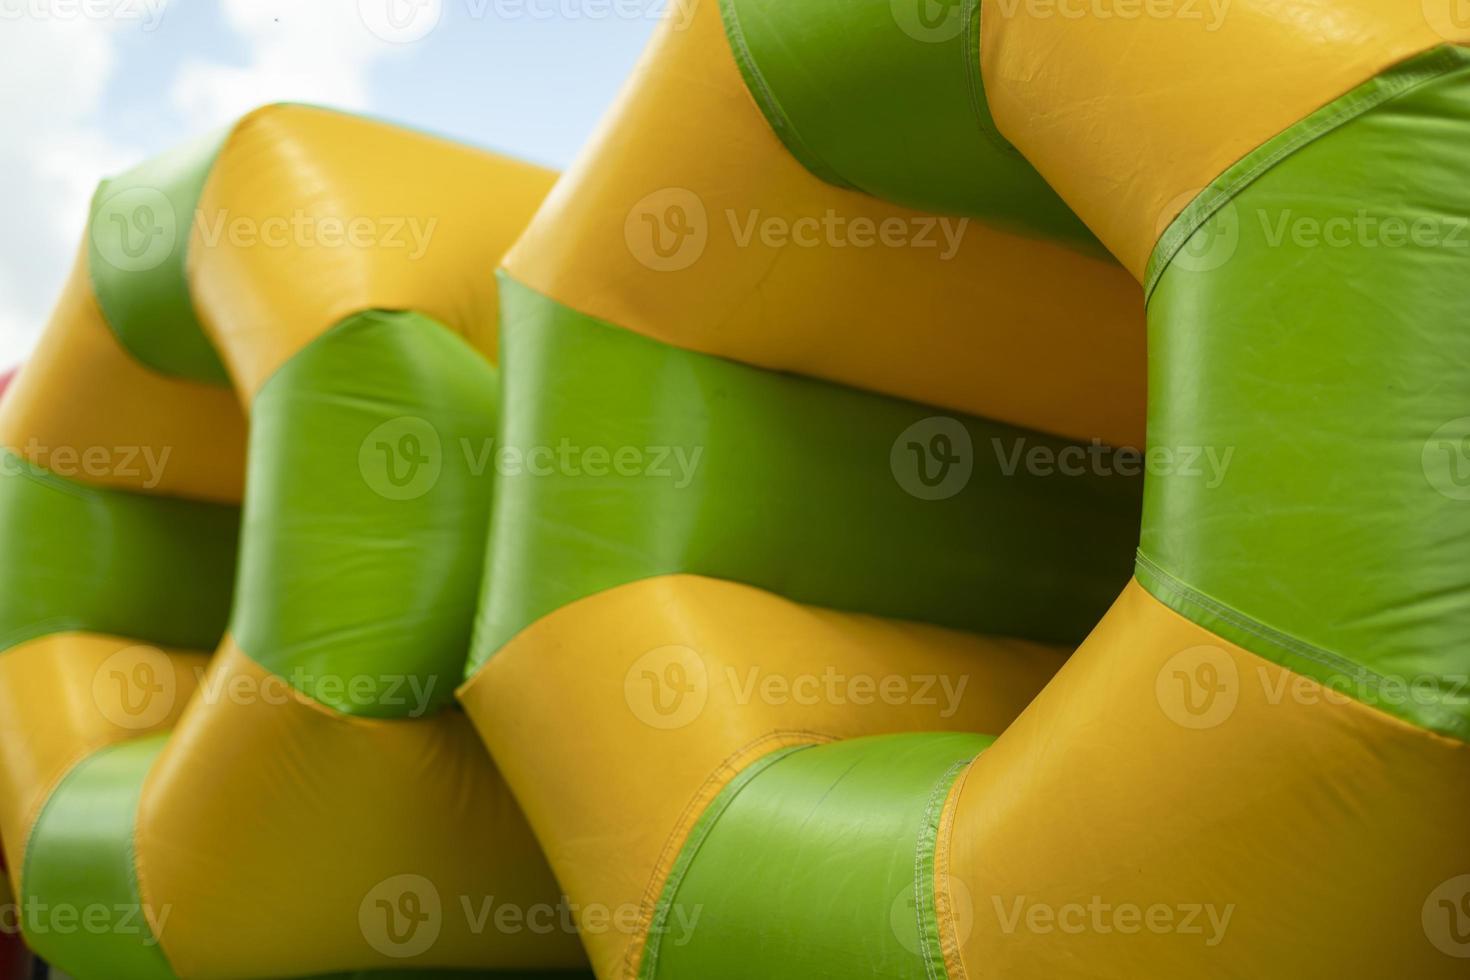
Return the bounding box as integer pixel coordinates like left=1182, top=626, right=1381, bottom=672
left=917, top=758, right=972, bottom=980
left=1135, top=553, right=1470, bottom=741
left=1144, top=45, right=1469, bottom=302
left=964, top=0, right=1018, bottom=159
left=630, top=734, right=827, bottom=979
left=935, top=759, right=975, bottom=980
left=716, top=0, right=856, bottom=191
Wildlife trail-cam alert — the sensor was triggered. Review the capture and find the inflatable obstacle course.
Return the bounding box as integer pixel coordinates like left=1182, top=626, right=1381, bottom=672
left=0, top=106, right=585, bottom=978
left=1, top=1, right=1468, bottom=977
left=462, top=3, right=1470, bottom=978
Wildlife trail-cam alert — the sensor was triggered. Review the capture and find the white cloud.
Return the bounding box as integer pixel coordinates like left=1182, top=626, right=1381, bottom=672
left=0, top=8, right=138, bottom=368
left=0, top=0, right=410, bottom=369
left=170, top=0, right=406, bottom=130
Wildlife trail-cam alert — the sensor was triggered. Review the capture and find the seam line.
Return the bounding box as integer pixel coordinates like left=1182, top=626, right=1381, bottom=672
left=1144, top=45, right=1470, bottom=302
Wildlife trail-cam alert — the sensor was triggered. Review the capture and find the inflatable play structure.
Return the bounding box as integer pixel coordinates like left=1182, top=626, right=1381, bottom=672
left=0, top=2, right=1466, bottom=977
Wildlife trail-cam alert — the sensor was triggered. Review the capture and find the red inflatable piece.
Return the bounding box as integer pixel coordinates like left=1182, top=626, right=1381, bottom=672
left=0, top=850, right=29, bottom=980
left=0, top=369, right=32, bottom=980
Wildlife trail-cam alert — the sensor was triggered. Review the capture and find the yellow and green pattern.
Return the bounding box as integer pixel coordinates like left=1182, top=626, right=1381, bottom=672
left=2, top=1, right=1468, bottom=978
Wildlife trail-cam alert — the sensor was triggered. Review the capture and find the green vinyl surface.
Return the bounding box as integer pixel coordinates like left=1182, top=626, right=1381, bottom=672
left=469, top=275, right=1142, bottom=671
left=234, top=310, right=500, bottom=718
left=20, top=740, right=597, bottom=980
left=1143, top=45, right=1470, bottom=740
left=718, top=0, right=1101, bottom=253
left=641, top=733, right=990, bottom=979
left=21, top=736, right=172, bottom=980
left=87, top=127, right=232, bottom=386
left=0, top=450, right=238, bottom=654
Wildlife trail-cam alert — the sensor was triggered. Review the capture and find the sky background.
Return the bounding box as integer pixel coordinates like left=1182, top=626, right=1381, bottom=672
left=0, top=0, right=661, bottom=367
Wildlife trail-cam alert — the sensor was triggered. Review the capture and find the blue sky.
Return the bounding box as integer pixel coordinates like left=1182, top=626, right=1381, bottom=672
left=0, top=0, right=661, bottom=366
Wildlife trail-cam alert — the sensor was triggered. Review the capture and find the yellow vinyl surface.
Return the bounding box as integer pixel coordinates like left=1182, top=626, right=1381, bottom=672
left=502, top=0, right=1147, bottom=450
left=135, top=641, right=584, bottom=977
left=0, top=246, right=245, bottom=504
left=941, top=580, right=1470, bottom=978
left=0, top=633, right=207, bottom=894
left=189, top=104, right=558, bottom=402
left=459, top=573, right=1068, bottom=979
left=980, top=0, right=1470, bottom=279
